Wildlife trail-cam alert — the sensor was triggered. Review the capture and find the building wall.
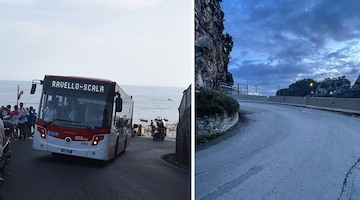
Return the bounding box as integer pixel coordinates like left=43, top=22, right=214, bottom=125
left=176, top=86, right=191, bottom=166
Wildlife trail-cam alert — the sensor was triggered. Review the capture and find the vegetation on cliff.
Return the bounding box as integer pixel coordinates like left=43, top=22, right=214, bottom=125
left=196, top=89, right=239, bottom=118
left=276, top=78, right=318, bottom=96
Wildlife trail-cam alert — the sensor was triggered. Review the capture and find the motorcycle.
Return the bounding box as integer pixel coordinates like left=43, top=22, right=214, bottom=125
left=153, top=127, right=166, bottom=141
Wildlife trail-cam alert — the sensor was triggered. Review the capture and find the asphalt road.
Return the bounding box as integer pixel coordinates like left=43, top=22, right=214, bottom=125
left=2, top=136, right=190, bottom=200
left=196, top=102, right=360, bottom=200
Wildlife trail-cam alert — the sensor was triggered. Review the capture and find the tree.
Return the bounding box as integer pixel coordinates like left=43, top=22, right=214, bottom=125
left=288, top=79, right=318, bottom=96
left=276, top=88, right=290, bottom=96
left=276, top=78, right=318, bottom=96
left=221, top=33, right=234, bottom=86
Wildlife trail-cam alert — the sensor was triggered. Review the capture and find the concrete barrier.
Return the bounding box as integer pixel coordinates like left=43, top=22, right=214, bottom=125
left=230, top=94, right=360, bottom=114
left=231, top=94, right=268, bottom=102
left=306, top=97, right=360, bottom=111
left=268, top=96, right=306, bottom=105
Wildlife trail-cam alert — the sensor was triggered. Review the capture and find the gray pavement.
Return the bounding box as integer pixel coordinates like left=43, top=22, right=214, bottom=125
left=196, top=102, right=360, bottom=200
left=2, top=136, right=190, bottom=200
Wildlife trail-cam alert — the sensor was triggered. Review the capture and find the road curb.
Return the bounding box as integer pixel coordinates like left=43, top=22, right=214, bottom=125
left=158, top=153, right=190, bottom=173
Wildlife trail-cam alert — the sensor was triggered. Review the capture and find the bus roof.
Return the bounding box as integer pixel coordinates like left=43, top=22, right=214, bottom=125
left=45, top=75, right=116, bottom=85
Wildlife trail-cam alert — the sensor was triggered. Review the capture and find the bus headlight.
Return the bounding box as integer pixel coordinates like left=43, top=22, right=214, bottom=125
left=37, top=126, right=47, bottom=139
left=92, top=135, right=104, bottom=146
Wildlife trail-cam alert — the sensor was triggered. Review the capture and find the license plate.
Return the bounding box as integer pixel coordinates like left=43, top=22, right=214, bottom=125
left=61, top=149, right=72, bottom=154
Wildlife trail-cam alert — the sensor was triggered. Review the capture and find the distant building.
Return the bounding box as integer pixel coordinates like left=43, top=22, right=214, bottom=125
left=315, top=76, right=350, bottom=97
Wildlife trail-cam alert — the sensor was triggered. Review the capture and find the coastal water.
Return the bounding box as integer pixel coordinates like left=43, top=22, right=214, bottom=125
left=0, top=80, right=186, bottom=125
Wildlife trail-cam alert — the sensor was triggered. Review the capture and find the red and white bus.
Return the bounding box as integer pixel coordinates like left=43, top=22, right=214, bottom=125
left=31, top=75, right=134, bottom=161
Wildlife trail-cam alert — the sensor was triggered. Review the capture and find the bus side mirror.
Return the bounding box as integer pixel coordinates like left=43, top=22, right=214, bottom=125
left=116, top=98, right=123, bottom=112
left=30, top=84, right=37, bottom=94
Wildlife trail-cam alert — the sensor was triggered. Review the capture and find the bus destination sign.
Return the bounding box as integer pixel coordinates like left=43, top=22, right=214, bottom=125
left=51, top=80, right=105, bottom=93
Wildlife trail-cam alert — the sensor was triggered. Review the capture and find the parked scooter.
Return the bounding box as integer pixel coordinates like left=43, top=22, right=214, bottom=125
left=0, top=118, right=12, bottom=199
left=132, top=124, right=139, bottom=138
left=0, top=137, right=11, bottom=176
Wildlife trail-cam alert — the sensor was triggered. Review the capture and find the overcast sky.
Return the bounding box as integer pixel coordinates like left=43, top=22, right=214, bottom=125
left=0, top=0, right=191, bottom=88
left=222, top=0, right=360, bottom=96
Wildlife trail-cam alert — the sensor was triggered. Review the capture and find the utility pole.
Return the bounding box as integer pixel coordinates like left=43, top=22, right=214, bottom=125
left=237, top=83, right=240, bottom=95
left=17, top=85, right=19, bottom=106
left=246, top=78, right=249, bottom=95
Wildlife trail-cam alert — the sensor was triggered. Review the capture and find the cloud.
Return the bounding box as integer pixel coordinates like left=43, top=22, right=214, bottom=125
left=0, top=0, right=35, bottom=4
left=222, top=0, right=360, bottom=95
left=65, top=0, right=165, bottom=9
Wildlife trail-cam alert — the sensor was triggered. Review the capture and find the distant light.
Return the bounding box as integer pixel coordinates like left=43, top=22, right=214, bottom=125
left=309, top=83, right=314, bottom=87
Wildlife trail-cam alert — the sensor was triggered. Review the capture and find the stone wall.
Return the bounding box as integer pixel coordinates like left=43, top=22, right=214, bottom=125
left=196, top=112, right=239, bottom=138
left=195, top=0, right=227, bottom=89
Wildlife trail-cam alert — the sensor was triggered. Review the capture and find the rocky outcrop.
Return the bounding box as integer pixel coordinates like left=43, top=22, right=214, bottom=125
left=195, top=0, right=228, bottom=89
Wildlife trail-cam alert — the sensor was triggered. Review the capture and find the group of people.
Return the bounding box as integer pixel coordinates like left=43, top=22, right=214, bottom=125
left=150, top=118, right=166, bottom=136
left=0, top=102, right=36, bottom=140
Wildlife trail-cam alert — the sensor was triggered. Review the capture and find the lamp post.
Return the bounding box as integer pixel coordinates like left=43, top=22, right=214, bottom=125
left=309, top=82, right=314, bottom=96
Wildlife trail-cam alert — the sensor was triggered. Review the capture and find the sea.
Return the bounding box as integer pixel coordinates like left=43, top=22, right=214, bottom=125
left=0, top=80, right=186, bottom=126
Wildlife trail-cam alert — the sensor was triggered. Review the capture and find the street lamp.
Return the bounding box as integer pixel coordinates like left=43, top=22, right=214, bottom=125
left=309, top=82, right=314, bottom=96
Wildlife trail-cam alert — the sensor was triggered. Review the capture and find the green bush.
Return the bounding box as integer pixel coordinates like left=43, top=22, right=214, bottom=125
left=196, top=132, right=224, bottom=145
left=196, top=89, right=239, bottom=118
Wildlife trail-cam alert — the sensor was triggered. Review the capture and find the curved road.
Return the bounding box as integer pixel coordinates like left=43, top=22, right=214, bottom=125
left=2, top=137, right=190, bottom=200
left=196, top=102, right=360, bottom=200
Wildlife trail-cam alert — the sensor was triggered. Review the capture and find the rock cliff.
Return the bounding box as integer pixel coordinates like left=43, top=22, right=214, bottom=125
left=195, top=0, right=231, bottom=89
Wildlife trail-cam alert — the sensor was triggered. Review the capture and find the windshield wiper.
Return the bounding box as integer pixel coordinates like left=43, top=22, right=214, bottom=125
left=44, top=118, right=57, bottom=127
left=70, top=124, right=100, bottom=130
left=45, top=119, right=78, bottom=127
left=44, top=119, right=101, bottom=134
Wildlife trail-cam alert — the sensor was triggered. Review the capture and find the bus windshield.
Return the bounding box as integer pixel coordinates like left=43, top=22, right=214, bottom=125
left=38, top=90, right=113, bottom=129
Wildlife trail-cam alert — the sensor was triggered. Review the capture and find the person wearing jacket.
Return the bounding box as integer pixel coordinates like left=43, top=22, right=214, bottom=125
left=0, top=119, right=4, bottom=157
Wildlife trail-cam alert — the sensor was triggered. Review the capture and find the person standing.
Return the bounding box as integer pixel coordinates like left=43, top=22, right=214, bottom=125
left=0, top=119, right=5, bottom=158
left=0, top=106, right=5, bottom=120
left=150, top=120, right=156, bottom=136
left=6, top=105, right=11, bottom=116
left=10, top=105, right=19, bottom=139
left=27, top=106, right=36, bottom=137
left=18, top=102, right=29, bottom=139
